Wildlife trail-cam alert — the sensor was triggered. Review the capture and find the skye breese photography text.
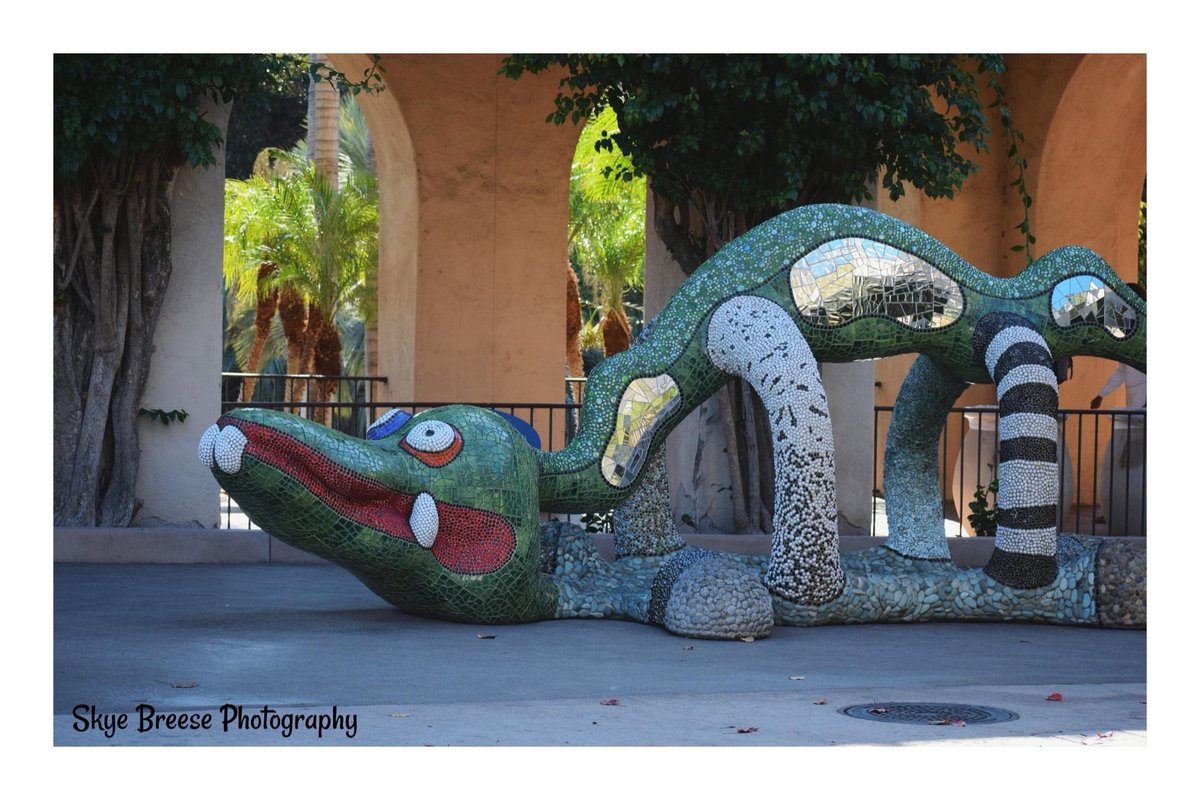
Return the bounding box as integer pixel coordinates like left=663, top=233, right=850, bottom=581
left=71, top=703, right=358, bottom=740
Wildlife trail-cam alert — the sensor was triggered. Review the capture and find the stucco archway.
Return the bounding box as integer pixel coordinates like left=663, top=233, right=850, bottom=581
left=328, top=54, right=420, bottom=403
left=1034, top=53, right=1146, bottom=503
left=1036, top=54, right=1146, bottom=286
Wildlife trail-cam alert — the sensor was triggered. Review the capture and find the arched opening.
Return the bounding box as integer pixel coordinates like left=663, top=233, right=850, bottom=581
left=220, top=55, right=418, bottom=428
left=565, top=108, right=648, bottom=400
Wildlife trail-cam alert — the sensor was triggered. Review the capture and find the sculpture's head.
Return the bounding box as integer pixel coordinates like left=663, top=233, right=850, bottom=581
left=200, top=405, right=556, bottom=622
left=1034, top=246, right=1146, bottom=373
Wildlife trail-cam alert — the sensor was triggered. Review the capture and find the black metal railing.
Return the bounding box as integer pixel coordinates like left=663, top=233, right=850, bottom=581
left=218, top=374, right=582, bottom=530
left=871, top=406, right=1147, bottom=538
left=218, top=375, right=1146, bottom=539
left=221, top=372, right=390, bottom=439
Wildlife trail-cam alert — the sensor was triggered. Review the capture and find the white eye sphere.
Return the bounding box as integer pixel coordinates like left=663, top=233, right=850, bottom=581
left=404, top=420, right=456, bottom=452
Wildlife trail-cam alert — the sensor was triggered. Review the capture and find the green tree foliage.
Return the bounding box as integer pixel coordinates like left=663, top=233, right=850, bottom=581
left=225, top=156, right=377, bottom=332
left=54, top=54, right=383, bottom=527
left=569, top=108, right=647, bottom=355
left=1138, top=198, right=1147, bottom=292
left=224, top=62, right=309, bottom=179
left=224, top=95, right=379, bottom=374
left=503, top=54, right=1008, bottom=273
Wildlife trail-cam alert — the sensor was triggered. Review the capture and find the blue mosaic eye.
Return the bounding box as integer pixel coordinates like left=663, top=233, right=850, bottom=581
left=1050, top=275, right=1138, bottom=339
left=366, top=408, right=413, bottom=441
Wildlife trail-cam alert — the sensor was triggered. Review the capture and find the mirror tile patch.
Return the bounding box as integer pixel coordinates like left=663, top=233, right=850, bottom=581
left=790, top=237, right=964, bottom=330
left=1050, top=275, right=1138, bottom=339
left=601, top=375, right=682, bottom=488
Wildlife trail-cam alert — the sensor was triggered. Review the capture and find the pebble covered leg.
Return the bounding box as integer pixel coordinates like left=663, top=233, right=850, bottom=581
left=611, top=448, right=686, bottom=558
left=883, top=355, right=967, bottom=560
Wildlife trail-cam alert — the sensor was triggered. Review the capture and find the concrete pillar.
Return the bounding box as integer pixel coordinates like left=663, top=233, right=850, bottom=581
left=133, top=100, right=229, bottom=527
left=820, top=361, right=874, bottom=534
left=357, top=55, right=576, bottom=414
left=644, top=191, right=734, bottom=533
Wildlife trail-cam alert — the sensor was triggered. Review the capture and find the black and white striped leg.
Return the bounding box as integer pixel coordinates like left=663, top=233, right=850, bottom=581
left=973, top=312, right=1060, bottom=589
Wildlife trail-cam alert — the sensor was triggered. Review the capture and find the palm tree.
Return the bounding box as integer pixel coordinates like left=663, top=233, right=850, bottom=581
left=224, top=95, right=379, bottom=418
left=569, top=108, right=647, bottom=357
left=223, top=164, right=291, bottom=402
left=224, top=157, right=377, bottom=420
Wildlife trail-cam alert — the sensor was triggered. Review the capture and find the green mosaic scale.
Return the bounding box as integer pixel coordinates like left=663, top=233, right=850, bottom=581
left=204, top=204, right=1146, bottom=637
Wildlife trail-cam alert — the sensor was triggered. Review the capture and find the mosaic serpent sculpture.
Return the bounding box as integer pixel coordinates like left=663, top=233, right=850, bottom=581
left=202, top=205, right=1146, bottom=638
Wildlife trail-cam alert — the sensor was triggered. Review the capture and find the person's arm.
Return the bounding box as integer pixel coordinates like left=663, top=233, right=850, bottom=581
left=1091, top=364, right=1127, bottom=408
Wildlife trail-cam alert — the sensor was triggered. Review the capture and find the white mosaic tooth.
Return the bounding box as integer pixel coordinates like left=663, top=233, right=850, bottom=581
left=214, top=425, right=248, bottom=474
left=198, top=424, right=220, bottom=469
left=410, top=492, right=439, bottom=549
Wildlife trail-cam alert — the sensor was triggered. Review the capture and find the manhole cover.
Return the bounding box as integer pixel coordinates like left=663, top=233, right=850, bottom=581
left=839, top=703, right=1018, bottom=725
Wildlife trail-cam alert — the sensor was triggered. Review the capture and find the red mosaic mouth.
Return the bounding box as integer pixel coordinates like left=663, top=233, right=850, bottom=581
left=220, top=417, right=515, bottom=575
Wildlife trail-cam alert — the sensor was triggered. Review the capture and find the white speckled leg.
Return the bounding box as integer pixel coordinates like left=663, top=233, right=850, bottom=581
left=705, top=295, right=845, bottom=605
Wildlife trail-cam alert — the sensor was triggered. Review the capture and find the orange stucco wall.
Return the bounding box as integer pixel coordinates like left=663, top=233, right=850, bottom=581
left=333, top=54, right=578, bottom=409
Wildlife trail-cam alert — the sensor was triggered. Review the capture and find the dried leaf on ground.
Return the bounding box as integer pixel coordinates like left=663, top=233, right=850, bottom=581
left=813, top=697, right=828, bottom=705
left=739, top=636, right=756, bottom=643
left=928, top=719, right=967, bottom=727
left=600, top=698, right=620, bottom=706
left=1046, top=692, right=1064, bottom=701
left=476, top=634, right=496, bottom=640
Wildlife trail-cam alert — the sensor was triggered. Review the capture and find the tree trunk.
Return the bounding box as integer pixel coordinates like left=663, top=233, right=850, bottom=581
left=311, top=310, right=342, bottom=427
left=295, top=300, right=323, bottom=418
left=100, top=163, right=177, bottom=525
left=716, top=382, right=751, bottom=532
left=751, top=387, right=776, bottom=533
left=53, top=189, right=95, bottom=523
left=277, top=286, right=308, bottom=404
left=53, top=155, right=181, bottom=527
left=241, top=262, right=280, bottom=402
left=601, top=305, right=632, bottom=357
left=565, top=266, right=585, bottom=403
left=740, top=381, right=765, bottom=532
left=651, top=188, right=704, bottom=276
left=308, top=54, right=340, bottom=191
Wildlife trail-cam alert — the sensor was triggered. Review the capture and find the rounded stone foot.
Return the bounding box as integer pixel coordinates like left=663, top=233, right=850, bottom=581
left=664, top=558, right=774, bottom=640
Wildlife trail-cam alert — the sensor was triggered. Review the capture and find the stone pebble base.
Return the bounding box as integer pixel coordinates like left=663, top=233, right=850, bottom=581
left=54, top=525, right=1145, bottom=632
left=542, top=522, right=1145, bottom=632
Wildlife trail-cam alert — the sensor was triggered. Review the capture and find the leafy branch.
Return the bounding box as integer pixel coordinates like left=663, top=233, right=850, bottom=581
left=967, top=480, right=999, bottom=537
left=986, top=67, right=1036, bottom=265
left=306, top=55, right=387, bottom=97
left=138, top=408, right=190, bottom=426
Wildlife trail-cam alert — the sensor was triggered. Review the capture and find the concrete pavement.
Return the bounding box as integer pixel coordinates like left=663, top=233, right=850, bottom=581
left=54, top=562, right=1146, bottom=746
